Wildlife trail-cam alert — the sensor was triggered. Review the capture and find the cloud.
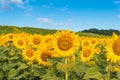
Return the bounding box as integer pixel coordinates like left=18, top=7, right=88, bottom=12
left=25, top=13, right=31, bottom=16
left=117, top=15, right=120, bottom=18
left=68, top=18, right=73, bottom=22
left=41, top=4, right=70, bottom=14
left=53, top=22, right=70, bottom=26
left=114, top=0, right=120, bottom=4
left=0, top=0, right=30, bottom=10
left=37, top=18, right=53, bottom=23
left=37, top=17, right=72, bottom=28
left=10, top=0, right=24, bottom=4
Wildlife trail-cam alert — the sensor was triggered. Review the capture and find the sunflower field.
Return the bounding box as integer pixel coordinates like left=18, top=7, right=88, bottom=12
left=0, top=27, right=120, bottom=80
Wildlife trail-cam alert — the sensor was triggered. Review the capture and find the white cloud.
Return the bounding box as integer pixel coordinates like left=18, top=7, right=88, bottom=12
left=41, top=4, right=70, bottom=14
left=53, top=22, right=70, bottom=26
left=0, top=0, right=30, bottom=10
left=114, top=0, right=120, bottom=4
left=37, top=17, right=72, bottom=28
left=37, top=18, right=53, bottom=23
left=25, top=13, right=31, bottom=16
left=68, top=18, right=73, bottom=22
left=10, top=0, right=23, bottom=4
left=117, top=15, right=120, bottom=18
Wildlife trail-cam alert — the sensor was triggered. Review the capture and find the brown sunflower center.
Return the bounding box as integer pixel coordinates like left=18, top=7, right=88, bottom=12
left=41, top=53, right=51, bottom=61
left=83, top=41, right=90, bottom=47
left=57, top=38, right=72, bottom=51
left=112, top=39, right=120, bottom=56
left=33, top=38, right=41, bottom=45
left=26, top=49, right=33, bottom=57
left=9, top=35, right=14, bottom=39
left=18, top=40, right=24, bottom=46
left=91, top=40, right=96, bottom=45
left=95, top=47, right=101, bottom=54
left=83, top=48, right=91, bottom=57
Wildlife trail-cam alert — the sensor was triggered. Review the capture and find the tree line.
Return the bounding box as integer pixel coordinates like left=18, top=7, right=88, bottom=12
left=81, top=28, right=120, bottom=36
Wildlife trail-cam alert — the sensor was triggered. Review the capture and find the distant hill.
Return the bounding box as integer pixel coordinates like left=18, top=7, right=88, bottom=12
left=0, top=25, right=109, bottom=38
left=81, top=28, right=120, bottom=36
left=0, top=25, right=57, bottom=35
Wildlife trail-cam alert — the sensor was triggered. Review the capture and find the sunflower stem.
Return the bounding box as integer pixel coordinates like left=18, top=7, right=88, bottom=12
left=65, top=58, right=68, bottom=80
left=106, top=63, right=111, bottom=80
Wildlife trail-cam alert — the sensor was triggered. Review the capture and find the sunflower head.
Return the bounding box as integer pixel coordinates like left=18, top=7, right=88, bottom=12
left=54, top=30, right=80, bottom=57
left=106, top=37, right=120, bottom=63
left=30, top=34, right=44, bottom=48
left=22, top=48, right=36, bottom=64
left=36, top=48, right=52, bottom=66
left=95, top=47, right=101, bottom=54
left=79, top=47, right=94, bottom=63
left=14, top=37, right=26, bottom=49
left=112, top=32, right=118, bottom=41
left=112, top=38, right=120, bottom=56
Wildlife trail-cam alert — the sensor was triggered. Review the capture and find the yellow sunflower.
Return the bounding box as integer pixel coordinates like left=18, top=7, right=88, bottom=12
left=81, top=38, right=91, bottom=48
left=90, top=38, right=98, bottom=47
left=1, top=35, right=10, bottom=47
left=13, top=37, right=27, bottom=49
left=106, top=37, right=120, bottom=63
left=44, top=34, right=55, bottom=50
left=53, top=30, right=80, bottom=57
left=112, top=32, right=118, bottom=41
left=30, top=34, right=44, bottom=48
left=0, top=36, right=2, bottom=46
left=94, top=47, right=101, bottom=54
left=36, top=48, right=52, bottom=66
left=79, top=47, right=94, bottom=63
left=7, top=33, right=15, bottom=42
left=22, top=48, right=36, bottom=64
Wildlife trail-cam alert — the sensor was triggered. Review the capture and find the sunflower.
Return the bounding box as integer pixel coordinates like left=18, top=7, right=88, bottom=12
left=22, top=48, right=36, bottom=64
left=106, top=37, right=120, bottom=63
left=94, top=47, right=101, bottom=54
left=0, top=36, right=2, bottom=46
left=13, top=37, right=27, bottom=49
left=7, top=33, right=15, bottom=42
left=53, top=30, right=80, bottom=57
left=1, top=35, right=10, bottom=47
left=112, top=32, right=118, bottom=41
left=36, top=48, right=52, bottom=66
left=90, top=38, right=98, bottom=47
left=44, top=34, right=55, bottom=50
left=30, top=34, right=44, bottom=48
left=79, top=47, right=94, bottom=63
left=81, top=38, right=91, bottom=48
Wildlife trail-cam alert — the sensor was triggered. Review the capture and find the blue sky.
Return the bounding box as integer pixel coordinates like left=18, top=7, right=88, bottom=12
left=0, top=0, right=120, bottom=31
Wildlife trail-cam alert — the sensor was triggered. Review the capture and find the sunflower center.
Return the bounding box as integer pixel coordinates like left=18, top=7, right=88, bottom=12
left=58, top=39, right=72, bottom=51
left=83, top=48, right=91, bottom=57
left=112, top=39, right=120, bottom=56
left=9, top=35, right=13, bottom=39
left=83, top=41, right=89, bottom=47
left=91, top=40, right=96, bottom=45
left=41, top=53, right=50, bottom=61
left=26, top=49, right=33, bottom=57
left=33, top=38, right=41, bottom=45
left=18, top=40, right=24, bottom=46
left=95, top=47, right=101, bottom=54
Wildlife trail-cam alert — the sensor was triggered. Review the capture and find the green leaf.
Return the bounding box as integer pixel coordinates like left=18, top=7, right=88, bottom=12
left=34, top=67, right=47, bottom=76
left=83, top=66, right=103, bottom=80
left=0, top=71, right=4, bottom=80
left=71, top=62, right=89, bottom=73
left=117, top=72, right=120, bottom=79
left=3, top=62, right=9, bottom=71
left=8, top=68, right=17, bottom=80
left=9, top=56, right=18, bottom=61
left=57, top=62, right=74, bottom=72
left=17, top=63, right=28, bottom=70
